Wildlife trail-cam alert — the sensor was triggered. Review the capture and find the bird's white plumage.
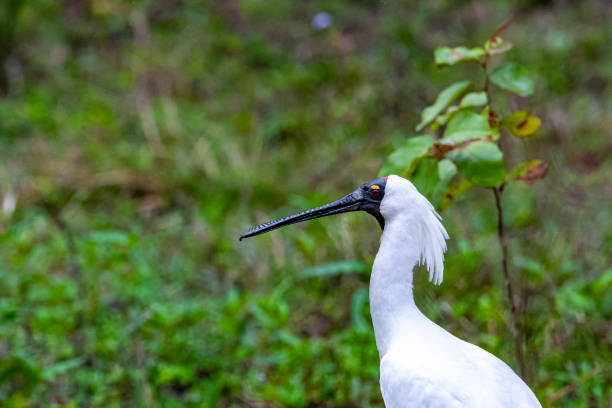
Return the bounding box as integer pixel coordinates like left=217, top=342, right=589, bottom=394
left=371, top=175, right=541, bottom=408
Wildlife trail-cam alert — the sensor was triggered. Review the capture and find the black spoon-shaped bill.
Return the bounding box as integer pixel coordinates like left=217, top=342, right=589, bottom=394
left=239, top=190, right=365, bottom=241
left=239, top=177, right=388, bottom=241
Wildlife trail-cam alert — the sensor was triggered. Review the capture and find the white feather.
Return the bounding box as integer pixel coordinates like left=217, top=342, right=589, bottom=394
left=371, top=175, right=541, bottom=408
left=380, top=175, right=448, bottom=285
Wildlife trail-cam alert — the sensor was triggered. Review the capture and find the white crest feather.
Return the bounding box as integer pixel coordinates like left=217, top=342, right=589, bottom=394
left=381, top=175, right=449, bottom=285
left=416, top=200, right=449, bottom=285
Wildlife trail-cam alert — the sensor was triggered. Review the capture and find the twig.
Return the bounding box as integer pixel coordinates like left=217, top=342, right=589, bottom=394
left=492, top=186, right=527, bottom=380
left=482, top=14, right=515, bottom=106
left=545, top=365, right=603, bottom=405
left=482, top=18, right=527, bottom=379
left=490, top=14, right=515, bottom=40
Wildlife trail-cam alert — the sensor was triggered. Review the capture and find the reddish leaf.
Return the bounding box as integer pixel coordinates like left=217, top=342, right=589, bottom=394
left=432, top=141, right=455, bottom=160
left=488, top=109, right=499, bottom=128
left=457, top=138, right=481, bottom=148
left=514, top=160, right=549, bottom=184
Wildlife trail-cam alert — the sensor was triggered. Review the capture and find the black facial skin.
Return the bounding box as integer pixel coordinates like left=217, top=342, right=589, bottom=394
left=240, top=177, right=387, bottom=241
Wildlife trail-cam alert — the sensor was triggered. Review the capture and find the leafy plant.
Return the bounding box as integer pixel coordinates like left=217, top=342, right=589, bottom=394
left=0, top=2, right=609, bottom=406
left=380, top=18, right=547, bottom=380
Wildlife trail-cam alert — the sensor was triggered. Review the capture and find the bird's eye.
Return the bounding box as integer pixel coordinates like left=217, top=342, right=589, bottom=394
left=370, top=185, right=381, bottom=199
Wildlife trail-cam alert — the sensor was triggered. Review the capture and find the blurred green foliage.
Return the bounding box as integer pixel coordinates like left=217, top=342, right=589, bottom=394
left=0, top=0, right=610, bottom=407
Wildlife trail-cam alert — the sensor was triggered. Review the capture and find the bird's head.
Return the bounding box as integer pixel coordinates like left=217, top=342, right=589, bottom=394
left=240, top=175, right=448, bottom=283
left=239, top=176, right=389, bottom=240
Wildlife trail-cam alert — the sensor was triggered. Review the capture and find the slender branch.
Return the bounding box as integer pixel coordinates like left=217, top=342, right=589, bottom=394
left=480, top=52, right=491, bottom=109
left=490, top=14, right=515, bottom=39
left=493, top=186, right=527, bottom=380
left=545, top=365, right=603, bottom=405
left=480, top=21, right=527, bottom=378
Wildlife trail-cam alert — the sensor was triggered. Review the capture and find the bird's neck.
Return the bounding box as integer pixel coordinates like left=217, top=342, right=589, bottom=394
left=369, top=214, right=427, bottom=357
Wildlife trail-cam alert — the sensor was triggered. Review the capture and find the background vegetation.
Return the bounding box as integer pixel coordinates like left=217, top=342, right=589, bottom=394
left=0, top=0, right=610, bottom=407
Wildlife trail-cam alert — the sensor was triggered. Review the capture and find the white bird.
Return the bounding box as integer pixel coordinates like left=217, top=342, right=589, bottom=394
left=241, top=175, right=541, bottom=408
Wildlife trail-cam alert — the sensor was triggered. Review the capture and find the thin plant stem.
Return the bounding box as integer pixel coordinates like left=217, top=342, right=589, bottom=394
left=481, top=18, right=528, bottom=378
left=491, top=14, right=515, bottom=39
left=493, top=186, right=527, bottom=380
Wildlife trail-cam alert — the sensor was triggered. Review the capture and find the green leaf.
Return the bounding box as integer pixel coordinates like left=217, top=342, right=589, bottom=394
left=438, top=159, right=457, bottom=183
left=154, top=363, right=196, bottom=385
left=459, top=92, right=488, bottom=108
left=410, top=157, right=441, bottom=204
left=416, top=81, right=472, bottom=131
left=435, top=47, right=485, bottom=66
left=433, top=93, right=488, bottom=127
left=379, top=135, right=433, bottom=177
left=442, top=111, right=499, bottom=144
left=555, top=284, right=595, bottom=319
left=501, top=111, right=541, bottom=137
left=410, top=158, right=457, bottom=208
left=448, top=140, right=505, bottom=187
left=351, top=288, right=370, bottom=332
left=484, top=36, right=513, bottom=55
left=434, top=159, right=458, bottom=208
left=514, top=256, right=545, bottom=281
left=300, top=261, right=368, bottom=279
left=86, top=230, right=132, bottom=245
left=438, top=178, right=472, bottom=211
left=489, top=62, right=534, bottom=97
left=432, top=106, right=459, bottom=128
left=41, top=358, right=85, bottom=381
left=0, top=356, right=41, bottom=393
left=593, top=268, right=612, bottom=293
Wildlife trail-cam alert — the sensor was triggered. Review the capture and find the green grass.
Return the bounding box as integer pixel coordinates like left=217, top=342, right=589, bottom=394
left=0, top=0, right=610, bottom=406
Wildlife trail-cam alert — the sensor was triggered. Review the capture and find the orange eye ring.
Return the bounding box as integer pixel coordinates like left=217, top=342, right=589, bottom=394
left=370, top=185, right=381, bottom=197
